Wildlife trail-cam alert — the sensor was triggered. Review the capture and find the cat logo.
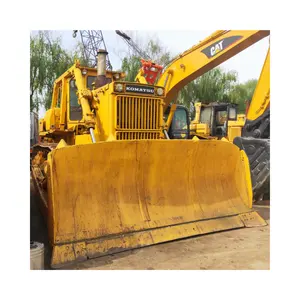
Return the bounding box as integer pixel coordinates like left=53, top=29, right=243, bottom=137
left=201, top=35, right=243, bottom=58
left=210, top=40, right=224, bottom=56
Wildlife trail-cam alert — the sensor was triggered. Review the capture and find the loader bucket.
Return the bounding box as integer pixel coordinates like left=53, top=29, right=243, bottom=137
left=46, top=139, right=266, bottom=267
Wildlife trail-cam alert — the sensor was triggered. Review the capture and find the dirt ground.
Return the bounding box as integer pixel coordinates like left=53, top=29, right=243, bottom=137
left=30, top=179, right=270, bottom=270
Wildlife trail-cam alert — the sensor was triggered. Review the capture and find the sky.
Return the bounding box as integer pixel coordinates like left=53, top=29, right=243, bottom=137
left=36, top=30, right=269, bottom=117
left=53, top=30, right=269, bottom=82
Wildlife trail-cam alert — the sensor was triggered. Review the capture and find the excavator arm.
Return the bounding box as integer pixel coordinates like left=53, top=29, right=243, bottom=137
left=243, top=47, right=270, bottom=138
left=233, top=47, right=270, bottom=200
left=157, top=30, right=270, bottom=110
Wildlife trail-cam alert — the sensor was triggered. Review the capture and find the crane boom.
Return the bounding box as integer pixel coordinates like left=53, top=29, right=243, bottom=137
left=157, top=30, right=270, bottom=109
left=115, top=30, right=151, bottom=60
left=73, top=30, right=113, bottom=70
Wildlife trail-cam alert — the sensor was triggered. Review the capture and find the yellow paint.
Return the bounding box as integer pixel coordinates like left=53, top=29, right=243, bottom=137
left=157, top=30, right=270, bottom=109
left=56, top=139, right=67, bottom=149
left=32, top=30, right=271, bottom=268
left=51, top=211, right=266, bottom=267
left=247, top=48, right=270, bottom=121
left=75, top=134, right=94, bottom=145
left=44, top=139, right=256, bottom=267
left=165, top=104, right=177, bottom=131
left=190, top=102, right=245, bottom=141
left=240, top=150, right=253, bottom=207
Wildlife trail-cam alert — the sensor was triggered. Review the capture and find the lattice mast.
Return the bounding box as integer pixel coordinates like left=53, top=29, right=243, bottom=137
left=73, top=30, right=112, bottom=70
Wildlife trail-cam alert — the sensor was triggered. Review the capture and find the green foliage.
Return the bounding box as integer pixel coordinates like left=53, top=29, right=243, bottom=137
left=179, top=71, right=258, bottom=117
left=228, top=79, right=258, bottom=113
left=178, top=68, right=238, bottom=118
left=30, top=31, right=85, bottom=112
left=30, top=32, right=48, bottom=112
left=121, top=56, right=143, bottom=82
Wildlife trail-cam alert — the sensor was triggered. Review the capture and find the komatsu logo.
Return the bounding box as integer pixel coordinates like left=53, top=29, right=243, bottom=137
left=125, top=85, right=154, bottom=94
left=201, top=35, right=243, bottom=58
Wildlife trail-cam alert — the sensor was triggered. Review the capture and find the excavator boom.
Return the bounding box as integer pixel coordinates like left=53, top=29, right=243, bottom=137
left=158, top=30, right=270, bottom=109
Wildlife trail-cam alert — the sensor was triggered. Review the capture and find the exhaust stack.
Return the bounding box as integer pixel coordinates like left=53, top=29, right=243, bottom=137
left=97, top=49, right=108, bottom=76
left=95, top=49, right=110, bottom=88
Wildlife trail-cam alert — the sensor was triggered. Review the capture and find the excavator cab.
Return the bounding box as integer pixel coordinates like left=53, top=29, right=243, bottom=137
left=164, top=105, right=190, bottom=139
left=211, top=103, right=237, bottom=137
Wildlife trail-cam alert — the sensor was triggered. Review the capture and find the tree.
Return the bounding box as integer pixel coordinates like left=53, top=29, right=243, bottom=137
left=228, top=79, right=258, bottom=113
left=121, top=56, right=143, bottom=82
left=178, top=68, right=238, bottom=118
left=30, top=31, right=85, bottom=112
left=30, top=32, right=48, bottom=112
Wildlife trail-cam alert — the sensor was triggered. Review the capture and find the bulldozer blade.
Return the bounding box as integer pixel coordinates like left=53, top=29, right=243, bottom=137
left=44, top=139, right=265, bottom=268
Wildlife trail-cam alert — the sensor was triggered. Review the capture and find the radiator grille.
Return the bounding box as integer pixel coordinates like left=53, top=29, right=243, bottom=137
left=116, top=132, right=160, bottom=140
left=116, top=96, right=161, bottom=130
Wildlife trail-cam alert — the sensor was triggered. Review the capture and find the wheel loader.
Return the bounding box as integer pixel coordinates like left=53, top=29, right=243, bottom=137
left=31, top=31, right=269, bottom=268
left=189, top=102, right=245, bottom=142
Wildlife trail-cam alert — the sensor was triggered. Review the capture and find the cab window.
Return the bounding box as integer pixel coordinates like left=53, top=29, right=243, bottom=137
left=216, top=110, right=227, bottom=125
left=69, top=79, right=82, bottom=120
left=200, top=107, right=212, bottom=124
left=87, top=76, right=96, bottom=89
left=173, top=109, right=188, bottom=130
left=56, top=87, right=62, bottom=108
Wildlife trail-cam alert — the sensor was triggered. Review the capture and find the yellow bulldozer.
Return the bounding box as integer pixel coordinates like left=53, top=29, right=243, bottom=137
left=31, top=30, right=269, bottom=268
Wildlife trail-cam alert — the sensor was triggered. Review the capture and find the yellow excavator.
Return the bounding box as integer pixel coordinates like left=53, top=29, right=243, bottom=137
left=233, top=48, right=270, bottom=200
left=31, top=30, right=269, bottom=268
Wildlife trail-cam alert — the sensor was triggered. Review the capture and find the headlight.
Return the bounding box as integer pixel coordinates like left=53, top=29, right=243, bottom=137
left=115, top=83, right=123, bottom=92
left=81, top=69, right=87, bottom=75
left=150, top=67, right=157, bottom=72
left=156, top=87, right=164, bottom=96
left=114, top=73, right=120, bottom=80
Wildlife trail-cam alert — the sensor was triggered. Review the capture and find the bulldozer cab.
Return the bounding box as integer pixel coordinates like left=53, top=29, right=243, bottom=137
left=69, top=74, right=98, bottom=121
left=164, top=105, right=190, bottom=139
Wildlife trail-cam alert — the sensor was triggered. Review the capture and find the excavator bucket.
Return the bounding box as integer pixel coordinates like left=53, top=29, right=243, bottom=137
left=44, top=139, right=266, bottom=268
